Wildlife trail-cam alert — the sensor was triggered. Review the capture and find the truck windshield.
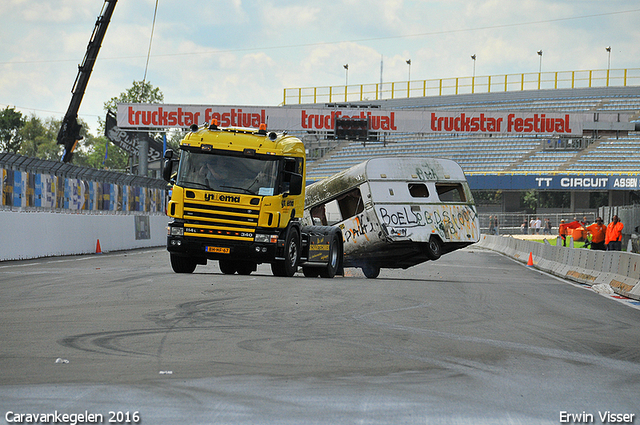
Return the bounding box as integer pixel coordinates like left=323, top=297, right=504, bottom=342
left=177, top=151, right=279, bottom=196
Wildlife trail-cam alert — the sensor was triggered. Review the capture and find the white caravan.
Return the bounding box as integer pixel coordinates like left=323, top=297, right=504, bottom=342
left=303, top=157, right=480, bottom=278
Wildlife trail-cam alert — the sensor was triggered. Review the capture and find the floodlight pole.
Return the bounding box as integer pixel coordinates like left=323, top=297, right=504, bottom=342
left=471, top=54, right=476, bottom=78
left=537, top=50, right=543, bottom=73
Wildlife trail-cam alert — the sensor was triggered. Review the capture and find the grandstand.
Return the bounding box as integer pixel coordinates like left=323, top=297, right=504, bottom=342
left=303, top=86, right=640, bottom=182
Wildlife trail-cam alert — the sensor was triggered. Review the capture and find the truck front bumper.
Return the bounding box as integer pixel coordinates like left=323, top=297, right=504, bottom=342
left=167, top=235, right=278, bottom=263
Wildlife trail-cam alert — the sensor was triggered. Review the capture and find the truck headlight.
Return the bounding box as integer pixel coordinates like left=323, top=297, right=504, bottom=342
left=170, top=226, right=184, bottom=236
left=255, top=234, right=278, bottom=243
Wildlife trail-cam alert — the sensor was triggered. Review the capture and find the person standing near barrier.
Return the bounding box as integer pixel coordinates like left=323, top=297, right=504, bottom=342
left=605, top=215, right=624, bottom=251
left=586, top=217, right=607, bottom=251
left=529, top=217, right=535, bottom=235
left=559, top=219, right=581, bottom=247
left=535, top=217, right=542, bottom=234
left=559, top=219, right=567, bottom=246
left=581, top=216, right=588, bottom=228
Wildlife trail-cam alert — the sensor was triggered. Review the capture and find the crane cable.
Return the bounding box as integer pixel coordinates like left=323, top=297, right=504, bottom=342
left=141, top=0, right=159, bottom=94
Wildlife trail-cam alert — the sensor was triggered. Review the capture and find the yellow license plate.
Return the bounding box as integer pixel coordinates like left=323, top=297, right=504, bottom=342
left=206, top=246, right=230, bottom=254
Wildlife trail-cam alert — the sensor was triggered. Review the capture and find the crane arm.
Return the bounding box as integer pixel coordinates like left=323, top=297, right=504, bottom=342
left=57, top=0, right=117, bottom=163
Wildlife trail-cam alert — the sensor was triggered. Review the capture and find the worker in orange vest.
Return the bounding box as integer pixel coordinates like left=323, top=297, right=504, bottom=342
left=558, top=220, right=568, bottom=246
left=605, top=215, right=624, bottom=251
left=559, top=219, right=581, bottom=247
left=586, top=217, right=607, bottom=251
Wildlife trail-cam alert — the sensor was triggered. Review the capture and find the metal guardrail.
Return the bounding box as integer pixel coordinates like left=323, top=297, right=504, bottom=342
left=1, top=152, right=167, bottom=213
left=0, top=152, right=166, bottom=189
left=283, top=68, right=640, bottom=105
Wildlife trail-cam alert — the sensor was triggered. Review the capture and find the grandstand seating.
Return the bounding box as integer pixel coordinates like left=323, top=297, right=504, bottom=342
left=304, top=87, right=640, bottom=182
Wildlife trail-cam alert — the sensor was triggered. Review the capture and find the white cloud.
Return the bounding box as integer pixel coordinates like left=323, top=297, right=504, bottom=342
left=1, top=0, right=639, bottom=136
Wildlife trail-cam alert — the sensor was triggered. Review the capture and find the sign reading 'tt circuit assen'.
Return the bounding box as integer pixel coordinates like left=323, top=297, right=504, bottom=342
left=466, top=174, right=640, bottom=191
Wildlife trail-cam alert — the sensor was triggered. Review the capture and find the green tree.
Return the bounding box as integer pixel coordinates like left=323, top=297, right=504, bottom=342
left=102, top=80, right=164, bottom=130
left=0, top=106, right=25, bottom=153
left=79, top=134, right=129, bottom=170
left=538, top=191, right=571, bottom=209
left=522, top=189, right=538, bottom=212
left=105, top=80, right=164, bottom=109
left=18, top=115, right=61, bottom=160
left=98, top=80, right=165, bottom=171
left=471, top=190, right=503, bottom=205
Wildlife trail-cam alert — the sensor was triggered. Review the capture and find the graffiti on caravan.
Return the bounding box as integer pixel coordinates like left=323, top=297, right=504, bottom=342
left=377, top=204, right=479, bottom=241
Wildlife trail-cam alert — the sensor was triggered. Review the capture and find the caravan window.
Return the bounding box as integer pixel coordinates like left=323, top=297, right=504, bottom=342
left=310, top=188, right=364, bottom=226
left=325, top=199, right=342, bottom=225
left=337, top=188, right=364, bottom=218
left=409, top=183, right=429, bottom=198
left=436, top=183, right=466, bottom=203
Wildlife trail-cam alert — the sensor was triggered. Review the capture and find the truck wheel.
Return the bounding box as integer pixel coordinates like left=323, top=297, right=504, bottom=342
left=426, top=236, right=442, bottom=260
left=271, top=228, right=300, bottom=277
left=319, top=233, right=341, bottom=278
left=170, top=254, right=197, bottom=274
left=219, top=259, right=237, bottom=275
left=362, top=265, right=380, bottom=279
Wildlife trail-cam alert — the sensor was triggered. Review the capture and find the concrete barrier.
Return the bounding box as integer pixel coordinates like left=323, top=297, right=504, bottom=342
left=0, top=210, right=167, bottom=261
left=475, top=234, right=640, bottom=301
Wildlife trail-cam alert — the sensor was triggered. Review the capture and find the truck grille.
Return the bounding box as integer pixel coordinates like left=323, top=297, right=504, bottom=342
left=183, top=201, right=259, bottom=241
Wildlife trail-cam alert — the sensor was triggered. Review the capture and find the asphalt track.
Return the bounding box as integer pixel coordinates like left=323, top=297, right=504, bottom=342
left=1, top=246, right=639, bottom=424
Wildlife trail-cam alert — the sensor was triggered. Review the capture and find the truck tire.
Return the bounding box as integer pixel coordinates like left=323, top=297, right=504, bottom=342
left=170, top=254, right=197, bottom=274
left=271, top=228, right=300, bottom=277
left=362, top=265, right=380, bottom=279
left=426, top=236, right=442, bottom=260
left=319, top=233, right=341, bottom=278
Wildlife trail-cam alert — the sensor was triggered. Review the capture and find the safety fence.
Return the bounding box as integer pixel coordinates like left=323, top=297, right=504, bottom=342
left=0, top=152, right=167, bottom=214
left=479, top=206, right=640, bottom=244
left=476, top=234, right=640, bottom=302
left=478, top=211, right=598, bottom=236
left=283, top=68, right=640, bottom=105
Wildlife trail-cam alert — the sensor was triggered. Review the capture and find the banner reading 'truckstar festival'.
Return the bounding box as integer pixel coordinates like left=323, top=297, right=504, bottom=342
left=117, top=103, right=586, bottom=136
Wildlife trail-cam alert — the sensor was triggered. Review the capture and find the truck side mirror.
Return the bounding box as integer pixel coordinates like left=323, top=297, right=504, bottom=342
left=162, top=149, right=178, bottom=182
left=289, top=173, right=303, bottom=196
left=162, top=160, right=173, bottom=183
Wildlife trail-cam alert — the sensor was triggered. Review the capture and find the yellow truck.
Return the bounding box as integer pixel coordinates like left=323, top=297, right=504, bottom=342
left=163, top=121, right=343, bottom=277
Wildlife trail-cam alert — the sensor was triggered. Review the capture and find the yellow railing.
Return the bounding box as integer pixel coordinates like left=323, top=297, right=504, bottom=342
left=283, top=68, right=640, bottom=105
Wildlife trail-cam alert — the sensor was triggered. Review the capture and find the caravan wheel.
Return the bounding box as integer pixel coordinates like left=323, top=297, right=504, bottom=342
left=362, top=265, right=380, bottom=279
left=426, top=236, right=442, bottom=260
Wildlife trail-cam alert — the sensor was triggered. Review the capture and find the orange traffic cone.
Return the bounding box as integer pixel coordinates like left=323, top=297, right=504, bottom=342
left=526, top=252, right=533, bottom=267
left=96, top=239, right=102, bottom=254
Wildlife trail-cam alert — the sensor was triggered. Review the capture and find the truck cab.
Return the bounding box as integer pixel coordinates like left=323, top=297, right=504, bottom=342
left=164, top=121, right=342, bottom=278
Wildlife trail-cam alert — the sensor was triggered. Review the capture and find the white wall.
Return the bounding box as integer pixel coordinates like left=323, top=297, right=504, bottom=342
left=0, top=211, right=167, bottom=261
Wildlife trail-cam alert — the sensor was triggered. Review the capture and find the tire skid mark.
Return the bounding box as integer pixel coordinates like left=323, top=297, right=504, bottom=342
left=353, top=304, right=640, bottom=374
left=59, top=296, right=245, bottom=358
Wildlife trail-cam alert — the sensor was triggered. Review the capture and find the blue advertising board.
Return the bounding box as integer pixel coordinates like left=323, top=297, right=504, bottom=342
left=467, top=174, right=640, bottom=191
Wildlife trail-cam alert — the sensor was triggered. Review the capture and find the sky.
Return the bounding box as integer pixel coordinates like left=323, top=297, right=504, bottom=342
left=1, top=0, right=639, bottom=137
